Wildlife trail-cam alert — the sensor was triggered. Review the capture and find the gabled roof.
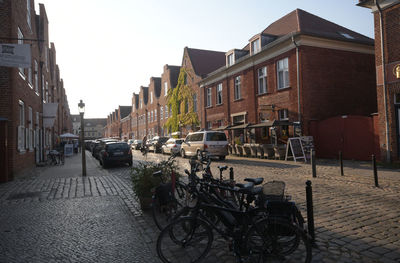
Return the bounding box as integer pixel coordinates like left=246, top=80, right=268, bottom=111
left=141, top=86, right=149, bottom=105
left=133, top=93, right=139, bottom=110
left=263, top=9, right=373, bottom=44
left=151, top=77, right=162, bottom=98
left=186, top=47, right=226, bottom=77
left=119, top=106, right=132, bottom=119
left=168, top=65, right=181, bottom=89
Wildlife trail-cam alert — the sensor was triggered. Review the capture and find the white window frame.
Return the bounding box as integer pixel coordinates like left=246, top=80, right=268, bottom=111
left=18, top=100, right=25, bottom=151
left=45, top=81, right=49, bottom=102
left=193, top=94, right=197, bottom=113
left=28, top=106, right=33, bottom=150
left=227, top=53, right=234, bottom=67
left=160, top=106, right=163, bottom=120
left=164, top=82, right=168, bottom=96
left=258, top=67, right=267, bottom=94
left=234, top=76, right=241, bottom=100
left=206, top=88, right=212, bottom=107
left=278, top=109, right=289, bottom=121
left=18, top=28, right=25, bottom=78
left=34, top=60, right=39, bottom=94
left=165, top=105, right=168, bottom=119
left=27, top=0, right=31, bottom=29
left=277, top=57, right=289, bottom=90
left=251, top=39, right=260, bottom=55
left=154, top=109, right=157, bottom=121
left=207, top=121, right=212, bottom=130
left=150, top=91, right=153, bottom=104
left=216, top=84, right=223, bottom=105
left=140, top=98, right=143, bottom=109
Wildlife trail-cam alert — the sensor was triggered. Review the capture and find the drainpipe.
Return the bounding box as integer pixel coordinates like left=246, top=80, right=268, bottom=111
left=375, top=0, right=391, bottom=162
left=292, top=36, right=302, bottom=132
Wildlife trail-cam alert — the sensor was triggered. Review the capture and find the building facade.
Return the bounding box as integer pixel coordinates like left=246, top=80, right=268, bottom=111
left=358, top=0, right=400, bottom=162
left=201, top=9, right=376, bottom=146
left=0, top=1, right=72, bottom=182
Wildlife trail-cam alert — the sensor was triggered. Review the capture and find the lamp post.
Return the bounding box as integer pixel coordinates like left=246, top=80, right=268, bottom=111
left=78, top=100, right=86, bottom=176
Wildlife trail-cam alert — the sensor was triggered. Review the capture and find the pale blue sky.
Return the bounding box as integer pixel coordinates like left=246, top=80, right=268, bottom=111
left=37, top=0, right=374, bottom=118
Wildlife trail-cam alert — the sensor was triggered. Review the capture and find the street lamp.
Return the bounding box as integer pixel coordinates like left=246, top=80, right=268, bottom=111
left=78, top=100, right=86, bottom=176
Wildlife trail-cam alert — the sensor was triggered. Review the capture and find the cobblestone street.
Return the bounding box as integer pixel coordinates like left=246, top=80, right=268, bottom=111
left=1, top=150, right=399, bottom=262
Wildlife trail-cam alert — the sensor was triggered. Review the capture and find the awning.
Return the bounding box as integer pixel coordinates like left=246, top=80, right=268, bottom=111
left=43, top=103, right=58, bottom=128
left=227, top=123, right=251, bottom=130
left=213, top=125, right=231, bottom=131
left=248, top=120, right=294, bottom=128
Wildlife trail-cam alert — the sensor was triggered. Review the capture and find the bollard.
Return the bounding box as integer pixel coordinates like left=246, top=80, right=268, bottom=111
left=372, top=154, right=379, bottom=187
left=306, top=180, right=316, bottom=243
left=229, top=167, right=234, bottom=181
left=339, top=151, right=344, bottom=176
left=311, top=149, right=317, bottom=178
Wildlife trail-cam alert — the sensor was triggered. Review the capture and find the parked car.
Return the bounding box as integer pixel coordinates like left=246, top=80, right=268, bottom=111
left=181, top=131, right=228, bottom=160
left=131, top=139, right=143, bottom=150
left=99, top=141, right=132, bottom=168
left=148, top=136, right=169, bottom=153
left=161, top=138, right=184, bottom=155
left=92, top=138, right=118, bottom=159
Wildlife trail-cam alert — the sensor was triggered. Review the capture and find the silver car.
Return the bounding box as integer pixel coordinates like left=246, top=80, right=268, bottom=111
left=181, top=131, right=228, bottom=160
left=161, top=138, right=184, bottom=155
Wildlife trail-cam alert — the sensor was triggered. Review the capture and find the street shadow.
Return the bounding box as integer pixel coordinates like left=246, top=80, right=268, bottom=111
left=221, top=157, right=302, bottom=169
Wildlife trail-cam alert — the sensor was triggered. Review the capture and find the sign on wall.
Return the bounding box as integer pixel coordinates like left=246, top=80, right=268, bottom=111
left=0, top=44, right=31, bottom=68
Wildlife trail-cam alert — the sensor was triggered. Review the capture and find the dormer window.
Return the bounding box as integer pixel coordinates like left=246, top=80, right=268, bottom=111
left=227, top=53, right=234, bottom=67
left=251, top=39, right=260, bottom=55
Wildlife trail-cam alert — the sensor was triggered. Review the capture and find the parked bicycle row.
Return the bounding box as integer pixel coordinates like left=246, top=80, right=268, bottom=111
left=149, top=152, right=313, bottom=263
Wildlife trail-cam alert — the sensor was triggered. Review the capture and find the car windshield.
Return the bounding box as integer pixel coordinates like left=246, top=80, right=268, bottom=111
left=206, top=132, right=227, bottom=141
left=107, top=143, right=129, bottom=151
left=175, top=139, right=183, bottom=144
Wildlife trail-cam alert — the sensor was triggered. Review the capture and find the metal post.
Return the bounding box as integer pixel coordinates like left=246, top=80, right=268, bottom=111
left=229, top=167, right=234, bottom=181
left=311, top=149, right=316, bottom=178
left=339, top=151, right=344, bottom=176
left=80, top=113, right=86, bottom=176
left=372, top=154, right=378, bottom=187
left=306, top=180, right=315, bottom=243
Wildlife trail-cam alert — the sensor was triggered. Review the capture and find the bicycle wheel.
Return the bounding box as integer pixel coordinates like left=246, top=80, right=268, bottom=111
left=245, top=217, right=312, bottom=263
left=157, top=217, right=213, bottom=263
left=152, top=182, right=189, bottom=231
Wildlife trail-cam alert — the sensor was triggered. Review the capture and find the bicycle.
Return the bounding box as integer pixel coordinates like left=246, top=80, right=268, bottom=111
left=46, top=150, right=60, bottom=166
left=156, top=166, right=312, bottom=263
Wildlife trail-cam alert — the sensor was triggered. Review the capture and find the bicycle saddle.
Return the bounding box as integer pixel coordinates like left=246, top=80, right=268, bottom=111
left=244, top=178, right=264, bottom=185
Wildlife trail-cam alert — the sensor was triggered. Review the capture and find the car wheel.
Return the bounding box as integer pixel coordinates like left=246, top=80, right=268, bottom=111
left=102, top=160, right=107, bottom=169
left=197, top=150, right=202, bottom=160
left=128, top=160, right=133, bottom=166
left=181, top=149, right=186, bottom=158
left=219, top=156, right=226, bottom=161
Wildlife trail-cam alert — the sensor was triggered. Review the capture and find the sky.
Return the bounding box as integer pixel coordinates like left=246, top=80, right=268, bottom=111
left=36, top=0, right=374, bottom=119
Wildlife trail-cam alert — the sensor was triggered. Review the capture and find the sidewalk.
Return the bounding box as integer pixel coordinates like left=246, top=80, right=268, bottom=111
left=0, top=151, right=156, bottom=263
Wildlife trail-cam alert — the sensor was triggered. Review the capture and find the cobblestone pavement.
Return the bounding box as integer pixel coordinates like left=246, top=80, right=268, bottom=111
left=1, top=150, right=399, bottom=263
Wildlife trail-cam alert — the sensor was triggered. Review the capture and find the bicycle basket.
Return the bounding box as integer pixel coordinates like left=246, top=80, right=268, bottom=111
left=262, top=181, right=285, bottom=201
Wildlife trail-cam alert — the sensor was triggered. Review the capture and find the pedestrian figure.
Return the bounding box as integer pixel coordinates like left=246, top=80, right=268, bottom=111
left=141, top=135, right=148, bottom=157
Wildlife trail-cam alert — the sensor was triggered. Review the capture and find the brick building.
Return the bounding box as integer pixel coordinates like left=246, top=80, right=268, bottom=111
left=0, top=1, right=72, bottom=182
left=200, top=9, right=376, bottom=147
left=137, top=86, right=149, bottom=139
left=147, top=77, right=161, bottom=138
left=119, top=105, right=131, bottom=140
left=71, top=114, right=106, bottom=140
left=159, top=64, right=180, bottom=136
left=358, top=0, right=400, bottom=162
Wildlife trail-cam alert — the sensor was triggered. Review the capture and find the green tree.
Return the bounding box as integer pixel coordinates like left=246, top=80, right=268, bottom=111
left=165, top=68, right=199, bottom=133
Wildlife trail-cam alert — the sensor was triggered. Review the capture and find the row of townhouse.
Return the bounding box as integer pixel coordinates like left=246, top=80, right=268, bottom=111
left=0, top=0, right=73, bottom=182
left=105, top=6, right=400, bottom=162
left=71, top=115, right=106, bottom=140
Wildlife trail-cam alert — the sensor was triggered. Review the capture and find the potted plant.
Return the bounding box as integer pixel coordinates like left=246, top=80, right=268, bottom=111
left=131, top=158, right=180, bottom=210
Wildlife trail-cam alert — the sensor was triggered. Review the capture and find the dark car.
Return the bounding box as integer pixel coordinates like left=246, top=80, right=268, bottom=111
left=148, top=136, right=169, bottom=153
left=99, top=141, right=132, bottom=168
left=92, top=138, right=118, bottom=159
left=131, top=139, right=143, bottom=150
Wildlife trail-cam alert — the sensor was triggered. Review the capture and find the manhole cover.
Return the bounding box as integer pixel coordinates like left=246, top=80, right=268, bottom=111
left=7, top=192, right=43, bottom=200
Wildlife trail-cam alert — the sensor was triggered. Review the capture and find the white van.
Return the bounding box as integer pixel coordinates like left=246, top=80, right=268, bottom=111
left=181, top=131, right=229, bottom=160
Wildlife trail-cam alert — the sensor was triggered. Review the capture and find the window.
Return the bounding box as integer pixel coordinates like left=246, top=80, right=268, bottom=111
left=165, top=105, right=168, bottom=119
left=34, top=60, right=38, bottom=94
left=258, top=67, right=267, bottom=94
left=251, top=39, right=260, bottom=54
left=148, top=112, right=150, bottom=123
left=27, top=0, right=31, bottom=29
left=277, top=58, right=289, bottom=90
left=140, top=99, right=143, bottom=109
left=150, top=91, right=153, bottom=104
left=207, top=121, right=212, bottom=130
left=18, top=27, right=25, bottom=77
left=234, top=76, right=241, bottom=100
left=193, top=94, right=197, bottom=113
left=227, top=53, right=234, bottom=67
left=160, top=106, right=163, bottom=120
left=164, top=82, right=168, bottom=96
left=216, top=84, right=222, bottom=105
left=154, top=109, right=157, bottom=121
left=206, top=88, right=212, bottom=107
left=45, top=81, right=49, bottom=102
left=18, top=100, right=25, bottom=151
left=28, top=107, right=33, bottom=150
left=278, top=109, right=289, bottom=121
